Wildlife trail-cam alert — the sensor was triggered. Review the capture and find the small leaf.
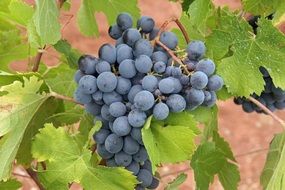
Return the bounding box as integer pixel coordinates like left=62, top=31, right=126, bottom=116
left=165, top=173, right=187, bottom=190
left=218, top=162, right=240, bottom=190
left=213, top=131, right=235, bottom=161
left=0, top=179, right=22, bottom=189
left=182, top=0, right=195, bottom=12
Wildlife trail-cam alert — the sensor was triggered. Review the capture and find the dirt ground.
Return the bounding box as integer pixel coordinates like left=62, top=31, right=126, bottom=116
left=13, top=0, right=285, bottom=189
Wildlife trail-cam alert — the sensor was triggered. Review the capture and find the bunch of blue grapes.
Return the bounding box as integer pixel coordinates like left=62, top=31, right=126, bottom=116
left=234, top=67, right=285, bottom=113
left=73, top=12, right=223, bottom=190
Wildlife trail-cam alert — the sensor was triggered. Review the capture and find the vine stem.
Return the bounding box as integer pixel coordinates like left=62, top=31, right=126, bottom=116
left=158, top=17, right=190, bottom=44
left=32, top=48, right=44, bottom=72
left=50, top=92, right=83, bottom=107
left=26, top=168, right=45, bottom=190
left=248, top=97, right=285, bottom=129
left=155, top=40, right=190, bottom=75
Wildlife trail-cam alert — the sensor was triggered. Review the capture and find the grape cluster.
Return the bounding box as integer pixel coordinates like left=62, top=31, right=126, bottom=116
left=234, top=67, right=285, bottom=113
left=74, top=12, right=223, bottom=189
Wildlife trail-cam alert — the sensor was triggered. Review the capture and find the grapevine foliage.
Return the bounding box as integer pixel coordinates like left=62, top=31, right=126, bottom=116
left=0, top=0, right=284, bottom=190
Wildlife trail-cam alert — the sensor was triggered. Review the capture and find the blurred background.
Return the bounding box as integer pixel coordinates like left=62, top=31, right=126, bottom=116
left=12, top=0, right=285, bottom=189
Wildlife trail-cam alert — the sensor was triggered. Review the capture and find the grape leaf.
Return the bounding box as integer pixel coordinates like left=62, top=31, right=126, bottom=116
left=32, top=124, right=137, bottom=190
left=142, top=113, right=198, bottom=172
left=182, top=0, right=195, bottom=12
left=218, top=162, right=240, bottom=190
left=207, top=10, right=285, bottom=97
left=261, top=132, right=285, bottom=189
left=53, top=40, right=81, bottom=69
left=33, top=0, right=61, bottom=46
left=77, top=0, right=140, bottom=36
left=0, top=76, right=58, bottom=180
left=0, top=179, right=21, bottom=189
left=165, top=173, right=187, bottom=190
left=8, top=0, right=34, bottom=26
left=213, top=131, right=235, bottom=161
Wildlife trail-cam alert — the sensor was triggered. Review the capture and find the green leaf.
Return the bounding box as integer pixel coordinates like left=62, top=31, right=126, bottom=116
left=33, top=0, right=61, bottom=46
left=32, top=124, right=137, bottom=190
left=182, top=0, right=195, bottom=12
left=165, top=173, right=187, bottom=190
left=142, top=113, right=198, bottom=173
left=0, top=179, right=21, bottom=189
left=77, top=0, right=140, bottom=36
left=218, top=162, right=240, bottom=190
left=207, top=10, right=285, bottom=97
left=53, top=40, right=81, bottom=69
left=0, top=76, right=58, bottom=180
left=261, top=132, right=285, bottom=189
left=213, top=131, right=235, bottom=161
left=8, top=0, right=34, bottom=26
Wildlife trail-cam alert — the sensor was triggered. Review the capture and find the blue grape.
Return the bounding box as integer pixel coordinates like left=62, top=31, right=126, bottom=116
left=133, top=147, right=148, bottom=162
left=103, top=91, right=122, bottom=105
left=131, top=73, right=144, bottom=85
left=149, top=27, right=159, bottom=40
left=101, top=104, right=114, bottom=121
left=242, top=102, right=254, bottom=113
left=116, top=44, right=133, bottom=63
left=153, top=102, right=169, bottom=120
left=113, top=116, right=131, bottom=136
left=171, top=67, right=182, bottom=77
left=84, top=102, right=101, bottom=116
left=137, top=16, right=155, bottom=33
left=119, top=59, right=137, bottom=78
left=97, top=144, right=113, bottom=159
left=122, top=28, right=141, bottom=47
left=74, top=88, right=92, bottom=104
left=135, top=55, right=153, bottom=73
left=108, top=24, right=122, bottom=39
left=159, top=31, right=178, bottom=50
left=180, top=75, right=190, bottom=85
left=105, top=133, right=123, bottom=153
left=78, top=75, right=97, bottom=94
left=186, top=88, right=205, bottom=106
left=117, top=12, right=133, bottom=30
left=109, top=102, right=127, bottom=117
left=275, top=101, right=285, bottom=109
left=151, top=51, right=168, bottom=63
left=74, top=70, right=84, bottom=83
left=137, top=169, right=153, bottom=187
left=158, top=78, right=175, bottom=94
left=130, top=128, right=143, bottom=144
left=207, top=75, right=224, bottom=91
left=142, top=75, right=158, bottom=92
left=78, top=55, right=98, bottom=74
left=203, top=91, right=217, bottom=107
left=116, top=77, right=132, bottom=95
left=148, top=177, right=159, bottom=189
left=190, top=71, right=208, bottom=89
left=164, top=66, right=173, bottom=76
left=95, top=60, right=111, bottom=74
left=99, top=44, right=116, bottom=64
left=106, top=158, right=117, bottom=167
left=196, top=59, right=215, bottom=76
left=126, top=161, right=140, bottom=175
left=141, top=160, right=152, bottom=172
left=128, top=85, right=143, bottom=103
left=93, top=129, right=110, bottom=144
left=128, top=109, right=147, bottom=127
left=204, top=91, right=212, bottom=102
left=97, top=72, right=118, bottom=92
left=166, top=94, right=186, bottom=112
left=153, top=61, right=166, bottom=73
left=116, top=37, right=123, bottom=47
left=260, top=67, right=270, bottom=77
left=187, top=40, right=206, bottom=60
left=134, top=39, right=153, bottom=57
left=115, top=151, right=132, bottom=167
left=134, top=91, right=155, bottom=111
left=123, top=136, right=140, bottom=155
left=92, top=91, right=103, bottom=101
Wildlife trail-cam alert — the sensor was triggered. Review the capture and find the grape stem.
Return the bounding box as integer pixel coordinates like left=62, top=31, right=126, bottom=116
left=248, top=97, right=285, bottom=129
left=26, top=168, right=45, bottom=190
left=158, top=17, right=190, bottom=44
left=32, top=47, right=45, bottom=72
left=50, top=91, right=84, bottom=107
left=155, top=40, right=190, bottom=75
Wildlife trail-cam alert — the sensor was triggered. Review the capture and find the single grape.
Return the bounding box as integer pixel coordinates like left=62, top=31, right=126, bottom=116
left=117, top=12, right=133, bottom=30
left=108, top=24, right=122, bottom=39
left=170, top=77, right=182, bottom=93
left=95, top=60, right=111, bottom=74
left=137, top=16, right=155, bottom=33
left=186, top=88, right=205, bottom=106
left=134, top=91, right=155, bottom=111
left=130, top=128, right=143, bottom=144
left=141, top=160, right=152, bottom=172
left=126, top=161, right=140, bottom=175
left=203, top=91, right=217, bottom=107
left=204, top=91, right=212, bottom=102
left=93, top=129, right=110, bottom=144
left=171, top=67, right=182, bottom=77
left=78, top=75, right=97, bottom=94
left=159, top=31, right=178, bottom=50
left=109, top=102, right=126, bottom=118
left=105, top=133, right=123, bottom=153
left=74, top=70, right=84, bottom=83
left=106, top=158, right=117, bottom=167
left=133, top=147, right=148, bottom=162
left=148, top=177, right=159, bottom=189
left=158, top=78, right=175, bottom=94
left=153, top=61, right=166, bottom=73
left=207, top=75, right=224, bottom=91
left=142, top=75, right=158, bottom=92
left=74, top=88, right=92, bottom=104
left=101, top=104, right=114, bottom=121
left=137, top=169, right=153, bottom=187
left=115, top=151, right=132, bottom=167
left=196, top=59, right=215, bottom=76
left=103, top=91, right=123, bottom=105
left=187, top=41, right=206, bottom=60
left=99, top=43, right=116, bottom=64
left=92, top=91, right=103, bottom=101
left=164, top=66, right=173, bottom=76
left=153, top=102, right=169, bottom=120
left=122, top=28, right=141, bottom=47
left=242, top=102, right=254, bottom=113
left=116, top=44, right=133, bottom=63
left=78, top=55, right=98, bottom=74
left=113, top=116, right=131, bottom=136
left=84, top=102, right=101, bottom=116
left=134, top=39, right=153, bottom=57
left=151, top=51, right=168, bottom=63
left=166, top=94, right=186, bottom=112
left=149, top=27, right=159, bottom=40
left=128, top=85, right=143, bottom=103
left=119, top=59, right=137, bottom=78
left=180, top=75, right=190, bottom=85
left=97, top=72, right=118, bottom=92
left=97, top=144, right=114, bottom=159
left=116, top=77, right=132, bottom=95
left=134, top=55, right=153, bottom=73
left=128, top=109, right=147, bottom=127
left=123, top=136, right=140, bottom=155
left=190, top=71, right=208, bottom=90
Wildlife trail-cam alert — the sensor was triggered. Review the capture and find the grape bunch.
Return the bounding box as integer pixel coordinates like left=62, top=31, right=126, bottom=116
left=73, top=12, right=223, bottom=189
left=234, top=67, right=285, bottom=113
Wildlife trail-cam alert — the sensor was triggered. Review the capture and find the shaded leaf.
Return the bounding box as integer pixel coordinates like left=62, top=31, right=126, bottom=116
left=0, top=179, right=21, bottom=189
